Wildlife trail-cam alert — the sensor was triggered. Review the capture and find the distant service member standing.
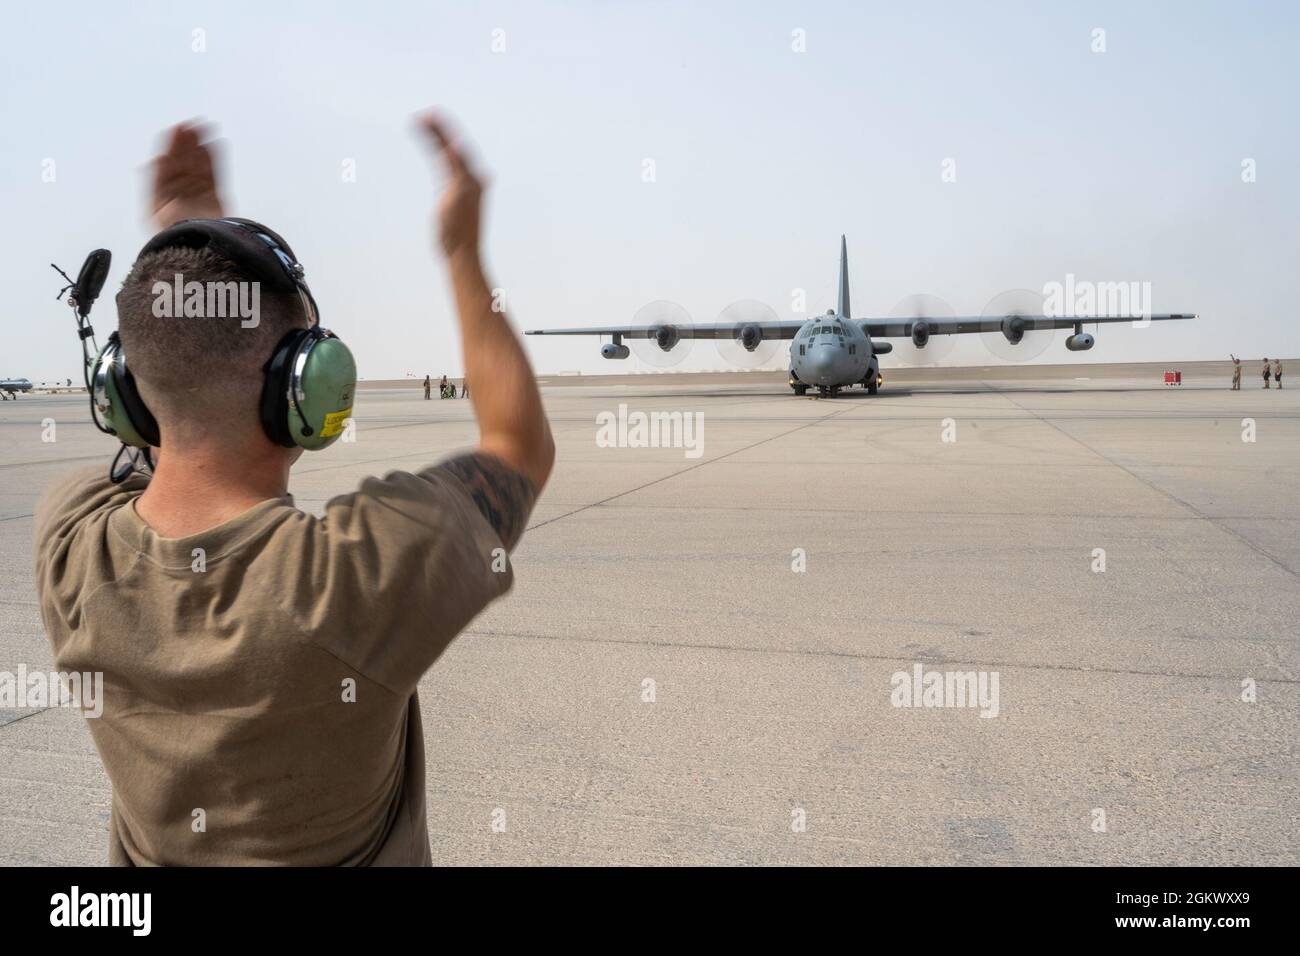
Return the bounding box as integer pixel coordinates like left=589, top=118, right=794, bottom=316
left=1230, top=354, right=1241, bottom=390
left=423, top=374, right=431, bottom=400
left=1274, top=358, right=1282, bottom=388
left=461, top=377, right=469, bottom=399
left=1263, top=358, right=1272, bottom=389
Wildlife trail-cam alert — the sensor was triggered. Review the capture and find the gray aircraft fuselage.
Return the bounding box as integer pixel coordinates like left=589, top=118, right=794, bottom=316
left=788, top=311, right=878, bottom=394
left=788, top=236, right=880, bottom=396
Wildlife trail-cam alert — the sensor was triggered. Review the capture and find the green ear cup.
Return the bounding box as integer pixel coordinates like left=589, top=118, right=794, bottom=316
left=290, top=334, right=357, bottom=450
left=90, top=340, right=157, bottom=449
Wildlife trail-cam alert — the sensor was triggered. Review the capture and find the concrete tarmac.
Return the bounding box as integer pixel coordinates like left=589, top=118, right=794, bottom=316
left=1, top=362, right=1296, bottom=865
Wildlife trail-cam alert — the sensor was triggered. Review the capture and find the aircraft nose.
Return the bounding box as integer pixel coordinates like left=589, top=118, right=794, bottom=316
left=807, top=348, right=836, bottom=383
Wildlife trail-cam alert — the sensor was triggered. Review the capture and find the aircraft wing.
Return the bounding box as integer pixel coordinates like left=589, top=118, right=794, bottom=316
left=525, top=321, right=806, bottom=340
left=525, top=314, right=1196, bottom=339
left=860, top=313, right=1197, bottom=337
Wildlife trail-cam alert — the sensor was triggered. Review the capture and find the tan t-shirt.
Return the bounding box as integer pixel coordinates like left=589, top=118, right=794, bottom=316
left=34, top=464, right=511, bottom=866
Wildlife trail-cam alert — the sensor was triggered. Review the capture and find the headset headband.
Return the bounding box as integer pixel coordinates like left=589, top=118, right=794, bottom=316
left=136, top=217, right=319, bottom=325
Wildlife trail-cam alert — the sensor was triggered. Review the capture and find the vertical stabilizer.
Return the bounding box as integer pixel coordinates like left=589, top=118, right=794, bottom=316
left=837, top=234, right=851, bottom=318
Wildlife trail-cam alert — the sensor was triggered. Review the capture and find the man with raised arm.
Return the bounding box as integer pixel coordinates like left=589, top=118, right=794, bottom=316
left=34, top=113, right=553, bottom=865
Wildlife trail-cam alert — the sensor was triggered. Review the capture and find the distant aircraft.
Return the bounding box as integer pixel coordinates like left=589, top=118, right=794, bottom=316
left=0, top=377, right=33, bottom=400
left=526, top=237, right=1197, bottom=396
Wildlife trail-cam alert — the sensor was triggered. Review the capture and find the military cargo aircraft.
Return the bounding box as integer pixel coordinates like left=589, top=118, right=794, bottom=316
left=526, top=237, right=1196, bottom=396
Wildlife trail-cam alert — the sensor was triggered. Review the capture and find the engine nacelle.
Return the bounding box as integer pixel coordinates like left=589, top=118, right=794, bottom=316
left=738, top=324, right=762, bottom=352
left=652, top=325, right=680, bottom=352
left=601, top=343, right=630, bottom=360
left=1065, top=332, right=1095, bottom=352
left=911, top=321, right=931, bottom=349
left=1001, top=316, right=1026, bottom=345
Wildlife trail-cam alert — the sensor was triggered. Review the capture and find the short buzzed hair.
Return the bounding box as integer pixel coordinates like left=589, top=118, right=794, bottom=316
left=116, top=244, right=304, bottom=434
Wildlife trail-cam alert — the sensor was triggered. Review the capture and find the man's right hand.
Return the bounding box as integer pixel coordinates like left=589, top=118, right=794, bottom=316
left=150, top=122, right=226, bottom=232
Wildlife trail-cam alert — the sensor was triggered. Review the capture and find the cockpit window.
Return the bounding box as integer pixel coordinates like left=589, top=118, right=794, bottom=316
left=833, top=325, right=843, bottom=335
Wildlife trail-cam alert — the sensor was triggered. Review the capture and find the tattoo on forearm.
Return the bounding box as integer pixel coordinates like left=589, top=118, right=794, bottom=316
left=436, top=453, right=537, bottom=549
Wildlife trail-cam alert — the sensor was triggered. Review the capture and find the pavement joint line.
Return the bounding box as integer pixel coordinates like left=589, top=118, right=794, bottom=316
left=1264, top=642, right=1298, bottom=682
left=293, top=409, right=750, bottom=478
left=0, top=708, right=51, bottom=729
left=986, top=383, right=1300, bottom=582
left=465, top=627, right=1300, bottom=685
left=525, top=402, right=860, bottom=533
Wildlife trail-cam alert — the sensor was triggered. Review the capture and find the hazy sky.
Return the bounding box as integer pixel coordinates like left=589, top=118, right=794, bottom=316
left=3, top=0, right=1297, bottom=380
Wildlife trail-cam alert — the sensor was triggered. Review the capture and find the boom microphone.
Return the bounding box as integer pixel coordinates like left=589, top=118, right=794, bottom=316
left=51, top=247, right=114, bottom=405
left=71, top=248, right=112, bottom=319
left=52, top=246, right=149, bottom=479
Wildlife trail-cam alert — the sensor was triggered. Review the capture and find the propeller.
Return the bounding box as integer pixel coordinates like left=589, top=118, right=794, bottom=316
left=713, top=300, right=784, bottom=369
left=628, top=300, right=697, bottom=369
left=977, top=288, right=1059, bottom=363
left=888, top=293, right=959, bottom=366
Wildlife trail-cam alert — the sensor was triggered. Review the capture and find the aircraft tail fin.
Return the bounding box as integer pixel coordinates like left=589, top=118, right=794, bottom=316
left=837, top=234, right=851, bottom=318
